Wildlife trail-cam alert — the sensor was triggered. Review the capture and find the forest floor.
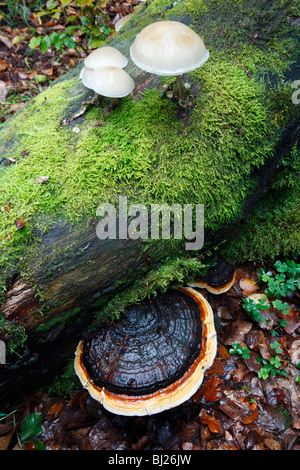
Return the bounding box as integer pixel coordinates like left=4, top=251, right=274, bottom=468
left=0, top=0, right=299, bottom=452
left=0, top=0, right=139, bottom=122
left=1, top=259, right=300, bottom=450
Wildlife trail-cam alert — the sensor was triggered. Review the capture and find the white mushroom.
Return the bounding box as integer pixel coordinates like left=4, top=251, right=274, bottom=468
left=115, top=14, right=133, bottom=32
left=80, top=66, right=94, bottom=89
left=84, top=46, right=128, bottom=69
left=90, top=65, right=134, bottom=108
left=130, top=21, right=209, bottom=105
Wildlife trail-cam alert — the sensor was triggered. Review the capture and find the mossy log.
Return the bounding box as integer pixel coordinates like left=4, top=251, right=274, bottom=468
left=0, top=0, right=299, bottom=404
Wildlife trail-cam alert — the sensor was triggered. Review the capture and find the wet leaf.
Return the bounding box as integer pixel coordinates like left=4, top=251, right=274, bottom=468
left=199, top=411, right=222, bottom=434
left=194, top=377, right=223, bottom=403
left=20, top=412, right=43, bottom=442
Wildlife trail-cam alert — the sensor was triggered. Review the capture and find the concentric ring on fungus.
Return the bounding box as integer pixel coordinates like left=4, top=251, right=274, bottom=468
left=74, top=287, right=217, bottom=416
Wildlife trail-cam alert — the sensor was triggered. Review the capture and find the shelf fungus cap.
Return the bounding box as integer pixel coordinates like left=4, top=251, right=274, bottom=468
left=74, top=287, right=217, bottom=416
left=84, top=46, right=128, bottom=69
left=90, top=66, right=134, bottom=98
left=130, top=21, right=209, bottom=76
left=188, top=257, right=236, bottom=294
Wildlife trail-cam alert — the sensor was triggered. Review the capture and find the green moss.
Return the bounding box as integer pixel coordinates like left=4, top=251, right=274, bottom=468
left=0, top=0, right=299, bottom=311
left=0, top=316, right=27, bottom=356
left=44, top=358, right=80, bottom=397
left=36, top=306, right=81, bottom=334
left=90, top=255, right=208, bottom=329
left=223, top=143, right=300, bottom=263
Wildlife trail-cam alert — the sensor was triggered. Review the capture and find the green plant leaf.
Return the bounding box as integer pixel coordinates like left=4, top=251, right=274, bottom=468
left=29, top=36, right=41, bottom=49
left=88, top=35, right=105, bottom=49
left=20, top=412, right=43, bottom=442
left=40, top=36, right=51, bottom=53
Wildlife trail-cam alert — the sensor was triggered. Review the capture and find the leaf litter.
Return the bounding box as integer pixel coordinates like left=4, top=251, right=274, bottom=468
left=1, top=259, right=299, bottom=451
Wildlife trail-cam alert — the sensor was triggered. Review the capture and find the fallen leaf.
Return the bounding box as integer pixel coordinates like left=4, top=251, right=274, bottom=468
left=15, top=219, right=26, bottom=230
left=223, top=318, right=252, bottom=345
left=219, top=344, right=231, bottom=359
left=199, top=411, right=222, bottom=433
left=181, top=442, right=201, bottom=450
left=289, top=339, right=300, bottom=364
left=0, top=428, right=14, bottom=451
left=0, top=34, right=13, bottom=49
left=0, top=60, right=7, bottom=71
left=194, top=377, right=223, bottom=403
left=241, top=407, right=258, bottom=424
left=239, top=278, right=259, bottom=295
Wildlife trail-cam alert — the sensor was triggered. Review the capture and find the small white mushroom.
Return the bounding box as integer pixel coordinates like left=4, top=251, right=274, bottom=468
left=80, top=66, right=94, bottom=89
left=115, top=14, right=133, bottom=32
left=130, top=21, right=209, bottom=106
left=84, top=46, right=128, bottom=69
left=90, top=65, right=134, bottom=108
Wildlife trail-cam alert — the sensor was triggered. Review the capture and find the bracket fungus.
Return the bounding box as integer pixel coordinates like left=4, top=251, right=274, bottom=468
left=130, top=21, right=209, bottom=106
left=188, top=258, right=236, bottom=294
left=74, top=287, right=217, bottom=416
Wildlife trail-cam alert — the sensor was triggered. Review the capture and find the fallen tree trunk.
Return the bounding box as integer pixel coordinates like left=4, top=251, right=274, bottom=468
left=0, top=0, right=299, bottom=405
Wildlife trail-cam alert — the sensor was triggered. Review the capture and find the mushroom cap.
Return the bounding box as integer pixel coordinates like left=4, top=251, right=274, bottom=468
left=80, top=66, right=94, bottom=89
left=188, top=257, right=236, bottom=294
left=79, top=65, right=87, bottom=79
left=84, top=46, right=128, bottom=69
left=115, top=14, right=133, bottom=32
left=130, top=21, right=209, bottom=76
left=74, top=287, right=217, bottom=416
left=90, top=66, right=134, bottom=98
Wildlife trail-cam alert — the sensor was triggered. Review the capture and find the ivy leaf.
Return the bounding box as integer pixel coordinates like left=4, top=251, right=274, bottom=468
left=19, top=412, right=43, bottom=442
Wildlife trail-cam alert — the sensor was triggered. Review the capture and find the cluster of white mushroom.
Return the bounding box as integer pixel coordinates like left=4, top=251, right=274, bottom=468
left=80, top=20, right=209, bottom=108
left=79, top=46, right=134, bottom=107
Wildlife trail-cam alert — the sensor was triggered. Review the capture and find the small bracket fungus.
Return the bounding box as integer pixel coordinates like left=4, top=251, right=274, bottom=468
left=84, top=46, right=128, bottom=69
left=188, top=257, right=236, bottom=294
left=130, top=21, right=209, bottom=106
left=74, top=287, right=217, bottom=416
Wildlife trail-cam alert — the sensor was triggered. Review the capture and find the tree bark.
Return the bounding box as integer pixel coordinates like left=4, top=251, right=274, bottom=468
left=0, top=0, right=299, bottom=405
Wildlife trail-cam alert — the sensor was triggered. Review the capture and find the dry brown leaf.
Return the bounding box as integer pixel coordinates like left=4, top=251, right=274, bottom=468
left=198, top=377, right=223, bottom=402
left=289, top=339, right=300, bottom=364
left=199, top=413, right=222, bottom=434
left=205, top=357, right=224, bottom=379
left=239, top=277, right=259, bottom=295
left=181, top=442, right=201, bottom=450
left=0, top=428, right=14, bottom=451
left=219, top=344, right=231, bottom=359
left=223, top=318, right=252, bottom=345
left=241, top=407, right=258, bottom=424
left=15, top=219, right=25, bottom=230
left=0, top=34, right=13, bottom=49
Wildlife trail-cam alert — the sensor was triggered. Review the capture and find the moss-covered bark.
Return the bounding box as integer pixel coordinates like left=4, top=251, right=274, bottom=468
left=0, top=0, right=299, bottom=401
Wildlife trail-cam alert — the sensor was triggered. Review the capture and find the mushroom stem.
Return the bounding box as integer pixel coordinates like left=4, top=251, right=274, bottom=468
left=110, top=97, right=120, bottom=109
left=176, top=74, right=188, bottom=106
